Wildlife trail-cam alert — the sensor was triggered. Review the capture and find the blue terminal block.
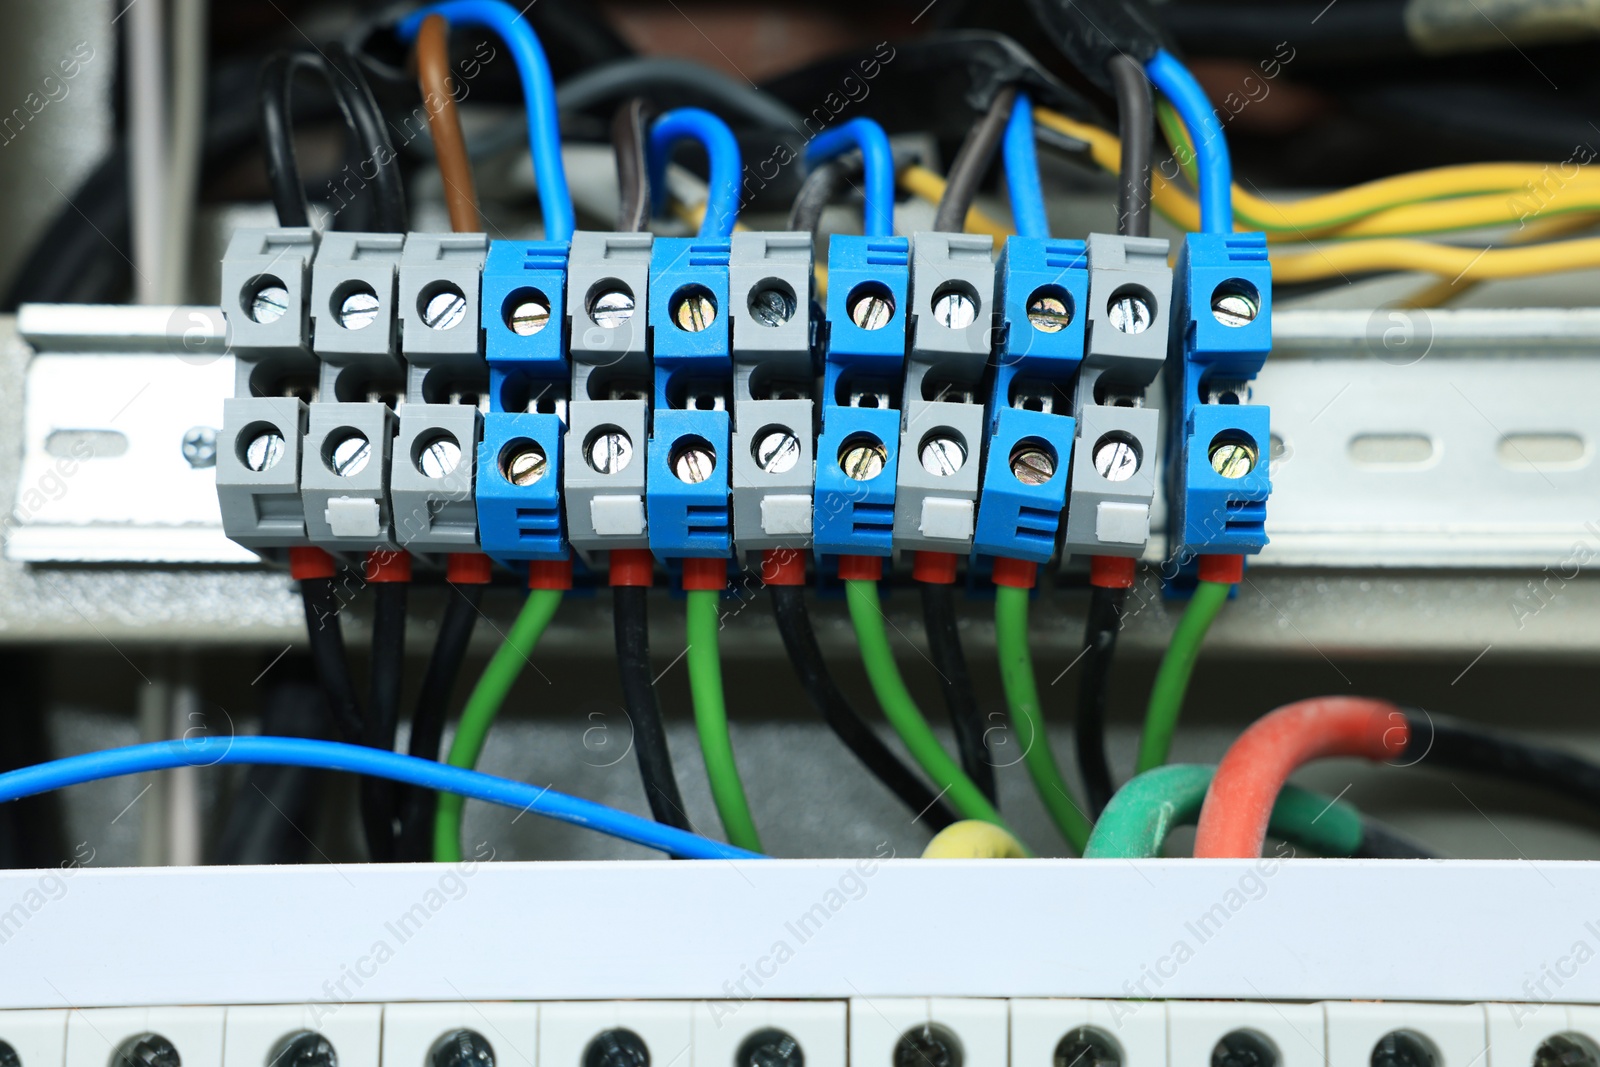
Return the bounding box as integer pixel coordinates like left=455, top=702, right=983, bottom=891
left=476, top=240, right=571, bottom=564
left=646, top=238, right=733, bottom=560
left=1167, top=231, right=1273, bottom=557
left=974, top=236, right=1088, bottom=562
left=813, top=235, right=909, bottom=559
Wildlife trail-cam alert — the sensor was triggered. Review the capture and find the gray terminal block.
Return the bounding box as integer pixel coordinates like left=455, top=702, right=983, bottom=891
left=729, top=232, right=814, bottom=381
left=219, top=227, right=318, bottom=397
left=1077, top=233, right=1172, bottom=408
left=398, top=232, right=488, bottom=403
left=391, top=404, right=481, bottom=555
left=301, top=401, right=398, bottom=550
left=731, top=392, right=814, bottom=553
left=892, top=231, right=997, bottom=553
left=1062, top=403, right=1162, bottom=558
left=564, top=398, right=650, bottom=551
left=568, top=231, right=653, bottom=398
left=216, top=396, right=309, bottom=550
left=309, top=232, right=406, bottom=401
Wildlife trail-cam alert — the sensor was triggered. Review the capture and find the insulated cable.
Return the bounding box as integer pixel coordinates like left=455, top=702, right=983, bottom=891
left=1137, top=575, right=1232, bottom=774
left=920, top=580, right=997, bottom=808
left=922, top=820, right=1028, bottom=859
left=1400, top=712, right=1600, bottom=818
left=993, top=583, right=1093, bottom=854
left=612, top=97, right=652, bottom=234
left=789, top=155, right=858, bottom=236
left=362, top=566, right=409, bottom=861
left=397, top=0, right=575, bottom=242
left=767, top=583, right=958, bottom=830
left=415, top=13, right=482, bottom=232
left=611, top=556, right=692, bottom=833
left=686, top=588, right=762, bottom=852
left=647, top=107, right=742, bottom=239
left=1076, top=582, right=1124, bottom=816
left=934, top=84, right=1018, bottom=233
left=296, top=568, right=364, bottom=744
left=0, top=737, right=760, bottom=861
left=805, top=117, right=897, bottom=239
left=899, top=165, right=1011, bottom=238
left=1108, top=55, right=1153, bottom=239
left=1143, top=50, right=1231, bottom=234
left=1001, top=90, right=1049, bottom=240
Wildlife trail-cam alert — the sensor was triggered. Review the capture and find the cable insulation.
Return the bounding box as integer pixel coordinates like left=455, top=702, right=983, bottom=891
left=1108, top=55, right=1153, bottom=239
left=1144, top=50, right=1231, bottom=234
left=1137, top=580, right=1231, bottom=773
left=805, top=117, right=897, bottom=238
left=647, top=107, right=742, bottom=238
left=686, top=589, right=762, bottom=852
left=1076, top=585, right=1123, bottom=816
left=416, top=14, right=482, bottom=233
left=921, top=583, right=997, bottom=808
left=613, top=97, right=652, bottom=233
left=613, top=586, right=692, bottom=830
left=1002, top=91, right=1049, bottom=240
left=934, top=84, right=1017, bottom=233
left=361, top=581, right=407, bottom=861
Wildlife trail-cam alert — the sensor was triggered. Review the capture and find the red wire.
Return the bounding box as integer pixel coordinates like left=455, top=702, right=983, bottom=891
left=1194, top=697, right=1411, bottom=858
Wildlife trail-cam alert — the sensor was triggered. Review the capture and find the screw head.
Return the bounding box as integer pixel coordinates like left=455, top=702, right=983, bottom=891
left=1093, top=435, right=1140, bottom=482
left=114, top=1034, right=180, bottom=1067
left=1535, top=1035, right=1599, bottom=1067
left=754, top=428, right=801, bottom=474
left=243, top=429, right=286, bottom=472
left=894, top=1025, right=962, bottom=1067
left=1212, top=1031, right=1277, bottom=1067
left=583, top=1029, right=649, bottom=1067
left=749, top=285, right=797, bottom=327
left=507, top=296, right=550, bottom=336
left=587, top=430, right=633, bottom=474
left=0, top=1040, right=18, bottom=1067
left=1211, top=285, right=1259, bottom=328
left=1108, top=291, right=1153, bottom=334
left=337, top=286, right=380, bottom=331
left=1371, top=1033, right=1435, bottom=1067
left=272, top=1032, right=338, bottom=1067
left=431, top=1030, right=494, bottom=1067
left=248, top=282, right=289, bottom=324
left=1209, top=438, right=1258, bottom=479
left=416, top=433, right=461, bottom=478
left=1054, top=1029, right=1121, bottom=1067
left=1009, top=444, right=1055, bottom=485
left=839, top=437, right=888, bottom=481
left=328, top=432, right=372, bottom=477
left=671, top=441, right=716, bottom=484
left=671, top=287, right=717, bottom=332
left=1026, top=291, right=1072, bottom=333
left=849, top=291, right=894, bottom=331
left=919, top=434, right=966, bottom=477
left=501, top=442, right=548, bottom=486
left=181, top=425, right=217, bottom=469
left=932, top=288, right=977, bottom=330
left=589, top=288, right=636, bottom=329
left=737, top=1029, right=804, bottom=1067
left=423, top=286, right=468, bottom=330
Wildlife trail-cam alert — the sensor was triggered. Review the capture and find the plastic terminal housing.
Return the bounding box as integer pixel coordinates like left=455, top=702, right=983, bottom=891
left=477, top=240, right=570, bottom=563
left=1062, top=233, right=1173, bottom=558
left=974, top=236, right=1087, bottom=563
left=813, top=235, right=908, bottom=560
left=647, top=238, right=734, bottom=560
left=728, top=231, right=816, bottom=555
left=893, top=231, right=995, bottom=554
left=1167, top=230, right=1273, bottom=557
left=564, top=231, right=654, bottom=553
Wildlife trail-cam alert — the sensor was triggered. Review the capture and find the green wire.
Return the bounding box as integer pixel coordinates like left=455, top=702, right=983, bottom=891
left=1084, top=763, right=1366, bottom=859
left=685, top=589, right=762, bottom=853
left=844, top=579, right=1030, bottom=852
left=432, top=588, right=564, bottom=862
left=993, top=585, right=1092, bottom=854
left=1137, top=579, right=1231, bottom=774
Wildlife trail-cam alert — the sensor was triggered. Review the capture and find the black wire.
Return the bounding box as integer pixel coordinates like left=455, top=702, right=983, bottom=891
left=1076, top=585, right=1124, bottom=817
left=934, top=84, right=1017, bottom=232
left=0, top=649, right=62, bottom=869
left=1108, top=54, right=1153, bottom=239
left=395, top=583, right=483, bottom=862
left=919, top=584, right=997, bottom=807
left=770, top=586, right=958, bottom=830
left=1353, top=818, right=1437, bottom=859
left=214, top=664, right=330, bottom=865
left=613, top=97, right=652, bottom=233
left=613, top=587, right=692, bottom=831
left=1404, top=711, right=1600, bottom=814
left=325, top=43, right=408, bottom=232
left=362, top=581, right=408, bottom=862
left=1034, top=123, right=1093, bottom=157
left=298, top=577, right=364, bottom=743
left=788, top=154, right=859, bottom=235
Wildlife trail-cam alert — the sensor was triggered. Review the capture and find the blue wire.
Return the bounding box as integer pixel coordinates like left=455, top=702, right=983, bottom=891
left=396, top=1, right=575, bottom=242
left=0, top=737, right=764, bottom=861
left=1145, top=49, right=1233, bottom=234
left=803, top=118, right=896, bottom=239
left=647, top=108, right=742, bottom=239
left=1001, top=91, right=1050, bottom=240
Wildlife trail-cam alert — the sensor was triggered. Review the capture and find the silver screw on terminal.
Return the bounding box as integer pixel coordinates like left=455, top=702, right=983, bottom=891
left=423, top=287, right=468, bottom=330
left=337, top=287, right=380, bottom=331
left=754, top=428, right=801, bottom=474
left=932, top=289, right=977, bottom=330
left=272, top=1031, right=338, bottom=1067
left=840, top=438, right=888, bottom=481
left=1209, top=439, right=1258, bottom=479
left=328, top=432, right=371, bottom=477
left=1009, top=445, right=1055, bottom=485
left=671, top=442, right=716, bottom=484
left=1093, top=435, right=1140, bottom=482
left=589, top=289, right=636, bottom=329
left=1211, top=286, right=1259, bottom=328
left=672, top=288, right=717, bottom=332
left=919, top=434, right=966, bottom=477
left=249, top=283, right=289, bottom=324
left=502, top=442, right=547, bottom=486
left=181, top=426, right=217, bottom=469
left=1108, top=291, right=1153, bottom=334
left=749, top=286, right=796, bottom=327
left=243, top=429, right=285, bottom=472
left=1026, top=292, right=1071, bottom=333
left=507, top=296, right=550, bottom=336
left=587, top=430, right=633, bottom=474
left=850, top=291, right=894, bottom=331
left=737, top=1029, right=804, bottom=1067
left=416, top=434, right=461, bottom=478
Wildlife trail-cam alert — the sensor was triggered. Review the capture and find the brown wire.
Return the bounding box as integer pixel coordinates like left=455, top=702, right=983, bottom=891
left=415, top=14, right=481, bottom=233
